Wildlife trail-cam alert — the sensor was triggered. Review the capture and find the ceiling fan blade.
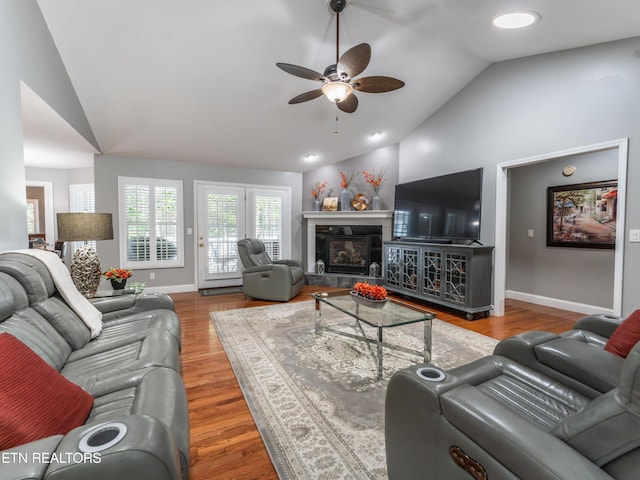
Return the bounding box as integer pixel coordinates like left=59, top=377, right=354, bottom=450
left=276, top=63, right=326, bottom=81
left=353, top=76, right=405, bottom=93
left=337, top=93, right=358, bottom=113
left=337, top=43, right=371, bottom=79
left=288, top=89, right=324, bottom=104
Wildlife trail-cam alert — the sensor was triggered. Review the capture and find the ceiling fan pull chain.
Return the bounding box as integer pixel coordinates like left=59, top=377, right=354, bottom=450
left=334, top=108, right=340, bottom=135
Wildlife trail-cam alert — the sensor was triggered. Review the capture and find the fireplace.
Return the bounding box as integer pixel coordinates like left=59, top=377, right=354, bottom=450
left=316, top=225, right=382, bottom=275
left=327, top=235, right=370, bottom=274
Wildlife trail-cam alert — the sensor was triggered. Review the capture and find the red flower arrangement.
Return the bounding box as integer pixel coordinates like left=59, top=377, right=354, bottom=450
left=362, top=167, right=386, bottom=194
left=339, top=170, right=355, bottom=189
left=103, top=267, right=133, bottom=283
left=353, top=282, right=387, bottom=300
left=311, top=181, right=327, bottom=199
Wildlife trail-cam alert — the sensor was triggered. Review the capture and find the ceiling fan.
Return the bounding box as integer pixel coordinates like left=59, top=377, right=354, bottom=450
left=276, top=0, right=405, bottom=114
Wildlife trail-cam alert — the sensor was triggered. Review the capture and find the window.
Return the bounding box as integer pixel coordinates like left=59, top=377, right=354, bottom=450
left=69, top=184, right=96, bottom=254
left=119, top=177, right=183, bottom=269
left=26, top=199, right=39, bottom=234
left=251, top=191, right=284, bottom=260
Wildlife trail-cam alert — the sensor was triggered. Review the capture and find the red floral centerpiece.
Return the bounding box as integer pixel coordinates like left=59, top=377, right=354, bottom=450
left=351, top=282, right=388, bottom=308
left=103, top=267, right=133, bottom=290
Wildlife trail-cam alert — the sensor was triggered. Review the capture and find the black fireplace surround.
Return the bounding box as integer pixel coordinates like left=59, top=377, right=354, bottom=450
left=316, top=225, right=382, bottom=275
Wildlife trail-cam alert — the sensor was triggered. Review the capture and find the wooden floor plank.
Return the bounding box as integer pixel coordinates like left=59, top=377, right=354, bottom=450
left=173, top=286, right=582, bottom=479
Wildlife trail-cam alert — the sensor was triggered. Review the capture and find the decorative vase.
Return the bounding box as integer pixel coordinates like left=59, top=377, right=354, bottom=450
left=340, top=188, right=352, bottom=211
left=111, top=279, right=127, bottom=290
left=350, top=291, right=388, bottom=309
left=371, top=193, right=381, bottom=210
left=312, top=197, right=321, bottom=211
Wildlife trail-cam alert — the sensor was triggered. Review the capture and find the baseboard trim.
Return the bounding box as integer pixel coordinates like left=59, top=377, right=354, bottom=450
left=505, top=290, right=614, bottom=315
left=143, top=283, right=197, bottom=294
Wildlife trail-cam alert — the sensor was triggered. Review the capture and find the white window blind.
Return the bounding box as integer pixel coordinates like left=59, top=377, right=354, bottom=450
left=253, top=194, right=282, bottom=260
left=26, top=200, right=39, bottom=234
left=69, top=184, right=96, bottom=253
left=206, top=192, right=240, bottom=275
left=119, top=177, right=183, bottom=269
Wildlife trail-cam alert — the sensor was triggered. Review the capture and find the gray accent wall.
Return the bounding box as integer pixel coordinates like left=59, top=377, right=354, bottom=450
left=400, top=37, right=640, bottom=315
left=95, top=154, right=303, bottom=289
left=0, top=0, right=97, bottom=250
left=508, top=149, right=618, bottom=308
left=302, top=144, right=400, bottom=212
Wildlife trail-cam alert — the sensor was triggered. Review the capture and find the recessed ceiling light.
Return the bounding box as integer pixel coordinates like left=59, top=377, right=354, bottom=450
left=304, top=153, right=318, bottom=162
left=370, top=131, right=384, bottom=141
left=492, top=11, right=540, bottom=29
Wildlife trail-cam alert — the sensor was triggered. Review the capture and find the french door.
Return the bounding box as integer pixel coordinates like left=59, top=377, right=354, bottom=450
left=196, top=182, right=290, bottom=289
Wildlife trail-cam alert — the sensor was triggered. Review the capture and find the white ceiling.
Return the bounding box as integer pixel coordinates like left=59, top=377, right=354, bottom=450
left=30, top=0, right=640, bottom=172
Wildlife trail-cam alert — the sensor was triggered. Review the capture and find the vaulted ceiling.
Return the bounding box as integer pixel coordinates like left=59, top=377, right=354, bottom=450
left=30, top=0, right=640, bottom=172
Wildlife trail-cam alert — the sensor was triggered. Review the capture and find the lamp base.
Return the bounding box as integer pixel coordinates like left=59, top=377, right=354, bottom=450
left=70, top=244, right=102, bottom=298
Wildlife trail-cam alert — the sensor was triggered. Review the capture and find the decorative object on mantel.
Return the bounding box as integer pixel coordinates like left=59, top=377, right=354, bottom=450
left=322, top=197, right=338, bottom=211
left=339, top=170, right=355, bottom=211
left=352, top=193, right=368, bottom=210
left=103, top=267, right=133, bottom=291
left=315, top=259, right=325, bottom=274
left=363, top=167, right=386, bottom=210
left=311, top=181, right=327, bottom=211
left=351, top=281, right=388, bottom=308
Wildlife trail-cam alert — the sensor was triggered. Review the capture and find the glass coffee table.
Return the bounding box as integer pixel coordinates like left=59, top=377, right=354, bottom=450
left=312, top=289, right=435, bottom=380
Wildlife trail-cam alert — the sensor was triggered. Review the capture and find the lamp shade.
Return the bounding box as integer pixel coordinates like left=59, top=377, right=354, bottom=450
left=57, top=213, right=114, bottom=242
left=322, top=81, right=353, bottom=103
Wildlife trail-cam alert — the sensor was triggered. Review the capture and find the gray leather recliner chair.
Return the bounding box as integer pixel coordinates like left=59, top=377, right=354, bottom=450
left=385, top=340, right=640, bottom=479
left=237, top=238, right=305, bottom=302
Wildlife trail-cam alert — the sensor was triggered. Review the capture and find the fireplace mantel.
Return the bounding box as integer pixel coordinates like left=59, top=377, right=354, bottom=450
left=301, top=210, right=393, bottom=272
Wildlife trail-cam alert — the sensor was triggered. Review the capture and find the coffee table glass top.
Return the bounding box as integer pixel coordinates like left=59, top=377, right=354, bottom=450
left=312, top=289, right=434, bottom=327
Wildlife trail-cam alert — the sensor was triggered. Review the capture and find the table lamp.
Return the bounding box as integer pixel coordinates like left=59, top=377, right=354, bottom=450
left=57, top=213, right=114, bottom=297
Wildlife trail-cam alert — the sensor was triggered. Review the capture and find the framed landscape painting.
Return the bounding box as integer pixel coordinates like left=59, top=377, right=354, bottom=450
left=547, top=180, right=617, bottom=249
left=322, top=197, right=338, bottom=211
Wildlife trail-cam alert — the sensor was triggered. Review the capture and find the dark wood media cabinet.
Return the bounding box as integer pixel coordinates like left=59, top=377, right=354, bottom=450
left=383, top=241, right=494, bottom=320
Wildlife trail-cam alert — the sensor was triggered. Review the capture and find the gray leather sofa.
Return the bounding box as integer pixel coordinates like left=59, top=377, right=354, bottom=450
left=494, top=314, right=625, bottom=398
left=237, top=238, right=305, bottom=301
left=385, top=315, right=640, bottom=479
left=0, top=252, right=189, bottom=480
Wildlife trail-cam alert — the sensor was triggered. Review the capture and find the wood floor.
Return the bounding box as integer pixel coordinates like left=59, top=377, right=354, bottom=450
left=171, top=286, right=583, bottom=480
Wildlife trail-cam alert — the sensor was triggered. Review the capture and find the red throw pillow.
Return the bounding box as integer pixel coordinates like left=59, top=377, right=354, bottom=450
left=0, top=333, right=94, bottom=450
left=604, top=309, right=640, bottom=358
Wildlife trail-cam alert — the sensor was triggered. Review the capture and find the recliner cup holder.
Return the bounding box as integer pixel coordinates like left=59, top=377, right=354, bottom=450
left=416, top=366, right=446, bottom=382
left=79, top=422, right=128, bottom=453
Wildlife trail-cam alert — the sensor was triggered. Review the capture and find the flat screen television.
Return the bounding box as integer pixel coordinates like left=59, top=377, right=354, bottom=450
left=392, top=168, right=483, bottom=243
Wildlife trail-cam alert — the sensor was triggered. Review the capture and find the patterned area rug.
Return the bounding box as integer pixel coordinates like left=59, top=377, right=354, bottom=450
left=210, top=301, right=498, bottom=479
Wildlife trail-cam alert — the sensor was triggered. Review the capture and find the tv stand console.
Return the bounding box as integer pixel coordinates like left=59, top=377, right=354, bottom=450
left=383, top=241, right=494, bottom=320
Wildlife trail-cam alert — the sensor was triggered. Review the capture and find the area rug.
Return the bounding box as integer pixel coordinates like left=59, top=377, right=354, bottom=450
left=210, top=301, right=498, bottom=479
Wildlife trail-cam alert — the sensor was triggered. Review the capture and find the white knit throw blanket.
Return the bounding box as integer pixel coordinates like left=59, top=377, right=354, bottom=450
left=1, top=249, right=103, bottom=338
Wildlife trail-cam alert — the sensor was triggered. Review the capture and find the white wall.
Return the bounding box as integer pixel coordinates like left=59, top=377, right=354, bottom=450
left=0, top=0, right=97, bottom=250
left=400, top=37, right=640, bottom=315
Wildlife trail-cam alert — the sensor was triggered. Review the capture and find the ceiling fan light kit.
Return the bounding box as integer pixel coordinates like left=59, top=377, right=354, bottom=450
left=322, top=82, right=353, bottom=103
left=276, top=0, right=404, bottom=114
